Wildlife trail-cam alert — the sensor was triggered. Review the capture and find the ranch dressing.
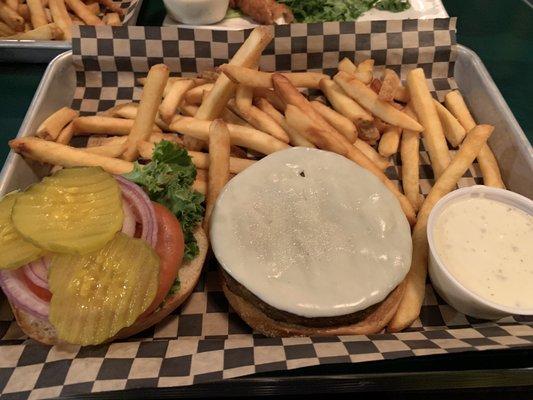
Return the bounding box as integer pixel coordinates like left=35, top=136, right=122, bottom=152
left=434, top=197, right=533, bottom=310
left=210, top=148, right=412, bottom=318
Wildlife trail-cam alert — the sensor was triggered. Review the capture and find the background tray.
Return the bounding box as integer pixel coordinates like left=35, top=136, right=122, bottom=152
left=162, top=0, right=449, bottom=30
left=0, top=0, right=144, bottom=64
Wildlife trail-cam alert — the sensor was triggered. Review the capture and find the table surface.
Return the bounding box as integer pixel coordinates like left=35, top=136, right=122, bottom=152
left=0, top=0, right=532, bottom=396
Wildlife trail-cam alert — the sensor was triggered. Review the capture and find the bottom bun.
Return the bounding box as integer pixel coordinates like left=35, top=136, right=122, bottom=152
left=9, top=227, right=208, bottom=346
left=222, top=277, right=406, bottom=337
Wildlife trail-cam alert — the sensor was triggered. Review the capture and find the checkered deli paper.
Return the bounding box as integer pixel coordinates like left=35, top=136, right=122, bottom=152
left=1, top=18, right=533, bottom=400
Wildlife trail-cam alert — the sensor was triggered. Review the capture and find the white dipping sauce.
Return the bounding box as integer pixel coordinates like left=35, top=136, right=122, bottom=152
left=210, top=148, right=412, bottom=318
left=434, top=196, right=533, bottom=309
left=163, top=0, right=229, bottom=25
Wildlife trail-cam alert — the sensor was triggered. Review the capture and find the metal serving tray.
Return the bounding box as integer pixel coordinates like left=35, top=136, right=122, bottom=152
left=0, top=0, right=144, bottom=63
left=1, top=44, right=531, bottom=197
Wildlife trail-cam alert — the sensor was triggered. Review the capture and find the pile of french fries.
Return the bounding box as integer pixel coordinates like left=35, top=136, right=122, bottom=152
left=9, top=26, right=506, bottom=332
left=0, top=0, right=124, bottom=40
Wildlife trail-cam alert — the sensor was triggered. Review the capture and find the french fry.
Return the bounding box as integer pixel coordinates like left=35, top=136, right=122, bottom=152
left=85, top=1, right=100, bottom=15
left=9, top=137, right=133, bottom=175
left=147, top=132, right=183, bottom=145
left=111, top=102, right=167, bottom=131
left=406, top=68, right=450, bottom=178
left=400, top=106, right=421, bottom=211
left=49, top=0, right=72, bottom=40
left=433, top=99, right=466, bottom=147
left=235, top=84, right=253, bottom=114
left=81, top=143, right=126, bottom=158
left=338, top=57, right=357, bottom=74
left=87, top=135, right=125, bottom=147
left=4, top=22, right=61, bottom=39
left=198, top=69, right=219, bottom=82
left=357, top=58, right=374, bottom=73
left=73, top=116, right=161, bottom=135
left=204, top=119, right=231, bottom=233
left=5, top=0, right=18, bottom=11
left=184, top=83, right=214, bottom=105
left=159, top=79, right=194, bottom=124
left=27, top=0, right=49, bottom=28
left=89, top=132, right=179, bottom=149
left=356, top=120, right=380, bottom=144
left=193, top=150, right=255, bottom=174
left=320, top=78, right=374, bottom=124
left=138, top=76, right=208, bottom=96
left=388, top=124, right=494, bottom=332
left=255, top=97, right=314, bottom=148
left=285, top=105, right=347, bottom=156
left=310, top=100, right=358, bottom=143
left=353, top=139, right=390, bottom=171
left=353, top=59, right=374, bottom=84
left=0, top=21, right=16, bottom=35
left=334, top=72, right=422, bottom=131
left=0, top=3, right=25, bottom=31
left=123, top=64, right=169, bottom=161
left=253, top=87, right=286, bottom=111
left=56, top=121, right=75, bottom=145
left=444, top=90, right=476, bottom=130
left=272, top=74, right=345, bottom=143
left=36, top=107, right=78, bottom=141
left=221, top=107, right=252, bottom=128
left=137, top=140, right=254, bottom=174
left=170, top=116, right=289, bottom=155
left=394, top=85, right=410, bottom=103
left=102, top=12, right=120, bottom=26
left=220, top=64, right=330, bottom=89
left=379, top=69, right=401, bottom=102
left=227, top=100, right=289, bottom=143
left=196, top=26, right=273, bottom=121
left=445, top=90, right=505, bottom=188
left=64, top=0, right=103, bottom=25
left=193, top=178, right=206, bottom=195
left=179, top=103, right=198, bottom=117
left=98, top=0, right=124, bottom=16
left=378, top=125, right=402, bottom=158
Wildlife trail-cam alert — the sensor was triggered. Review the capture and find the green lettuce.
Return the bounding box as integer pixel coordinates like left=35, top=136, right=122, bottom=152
left=281, top=0, right=410, bottom=23
left=124, top=141, right=204, bottom=262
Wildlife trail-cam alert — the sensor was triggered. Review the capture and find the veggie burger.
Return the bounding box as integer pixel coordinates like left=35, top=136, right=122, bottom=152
left=0, top=141, right=207, bottom=346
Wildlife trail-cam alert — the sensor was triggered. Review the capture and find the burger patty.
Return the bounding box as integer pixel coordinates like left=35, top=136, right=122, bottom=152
left=222, top=270, right=385, bottom=328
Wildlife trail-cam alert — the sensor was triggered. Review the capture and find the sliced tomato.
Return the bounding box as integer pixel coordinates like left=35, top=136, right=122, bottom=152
left=141, top=202, right=185, bottom=317
left=19, top=269, right=52, bottom=302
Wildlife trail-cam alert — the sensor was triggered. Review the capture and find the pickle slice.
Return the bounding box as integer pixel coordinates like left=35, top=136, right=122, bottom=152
left=12, top=167, right=124, bottom=255
left=0, top=192, right=44, bottom=269
left=49, top=233, right=160, bottom=346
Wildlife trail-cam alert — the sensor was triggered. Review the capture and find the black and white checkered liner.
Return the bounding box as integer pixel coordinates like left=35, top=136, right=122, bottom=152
left=1, top=19, right=532, bottom=399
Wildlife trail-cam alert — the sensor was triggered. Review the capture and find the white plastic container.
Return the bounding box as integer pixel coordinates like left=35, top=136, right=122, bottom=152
left=427, top=185, right=533, bottom=320
left=163, top=0, right=229, bottom=25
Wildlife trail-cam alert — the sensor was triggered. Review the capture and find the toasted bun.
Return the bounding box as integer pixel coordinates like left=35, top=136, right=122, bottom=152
left=9, top=227, right=208, bottom=345
left=222, top=277, right=406, bottom=337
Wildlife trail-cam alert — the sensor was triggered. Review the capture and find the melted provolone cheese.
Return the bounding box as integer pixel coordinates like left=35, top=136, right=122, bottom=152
left=210, top=148, right=412, bottom=318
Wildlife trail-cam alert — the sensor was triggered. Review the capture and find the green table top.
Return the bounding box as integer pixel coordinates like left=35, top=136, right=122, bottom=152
left=0, top=0, right=531, bottom=166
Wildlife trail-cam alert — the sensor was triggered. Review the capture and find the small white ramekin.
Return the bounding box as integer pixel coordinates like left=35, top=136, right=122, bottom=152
left=163, top=0, right=229, bottom=25
left=427, top=185, right=533, bottom=320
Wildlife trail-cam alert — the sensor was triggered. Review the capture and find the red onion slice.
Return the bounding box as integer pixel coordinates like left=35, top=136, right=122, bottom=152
left=23, top=258, right=49, bottom=290
left=121, top=196, right=136, bottom=238
left=0, top=270, right=49, bottom=319
left=116, top=176, right=158, bottom=247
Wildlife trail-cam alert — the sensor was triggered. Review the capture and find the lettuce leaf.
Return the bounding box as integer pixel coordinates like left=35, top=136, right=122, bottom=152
left=124, top=141, right=204, bottom=262
left=281, top=0, right=410, bottom=23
